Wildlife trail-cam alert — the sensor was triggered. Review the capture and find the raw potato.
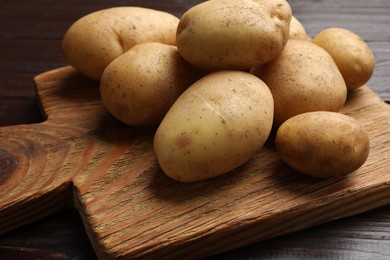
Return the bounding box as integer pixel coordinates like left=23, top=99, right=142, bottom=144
left=313, top=28, right=375, bottom=90
left=176, top=0, right=292, bottom=70
left=62, top=7, right=179, bottom=81
left=251, top=39, right=347, bottom=128
left=275, top=111, right=370, bottom=178
left=100, top=42, right=206, bottom=126
left=289, top=16, right=309, bottom=40
left=153, top=71, right=274, bottom=182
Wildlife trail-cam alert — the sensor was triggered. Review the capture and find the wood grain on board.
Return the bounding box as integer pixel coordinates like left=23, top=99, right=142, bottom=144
left=1, top=66, right=390, bottom=258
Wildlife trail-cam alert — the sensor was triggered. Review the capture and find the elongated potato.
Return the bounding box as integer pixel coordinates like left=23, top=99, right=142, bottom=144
left=62, top=7, right=179, bottom=81
left=154, top=71, right=274, bottom=182
left=100, top=42, right=205, bottom=126
left=275, top=111, right=370, bottom=178
left=251, top=40, right=347, bottom=128
left=176, top=0, right=292, bottom=70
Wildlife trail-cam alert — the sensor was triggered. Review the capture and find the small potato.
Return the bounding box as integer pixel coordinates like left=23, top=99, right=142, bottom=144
left=62, top=7, right=179, bottom=81
left=100, top=42, right=205, bottom=126
left=289, top=16, right=310, bottom=40
left=251, top=39, right=347, bottom=128
left=154, top=71, right=274, bottom=182
left=176, top=0, right=292, bottom=70
left=313, top=28, right=375, bottom=90
left=275, top=111, right=370, bottom=178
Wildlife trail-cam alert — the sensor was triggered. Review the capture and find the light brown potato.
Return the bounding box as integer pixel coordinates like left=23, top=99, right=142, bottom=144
left=100, top=42, right=206, bottom=126
left=62, top=7, right=179, bottom=81
left=313, top=28, right=375, bottom=90
left=153, top=71, right=274, bottom=182
left=251, top=39, right=347, bottom=128
left=289, top=16, right=310, bottom=40
left=176, top=0, right=292, bottom=70
left=275, top=111, right=370, bottom=178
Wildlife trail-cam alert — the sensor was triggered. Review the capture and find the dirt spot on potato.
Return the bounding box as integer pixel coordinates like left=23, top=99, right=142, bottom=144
left=175, top=132, right=192, bottom=149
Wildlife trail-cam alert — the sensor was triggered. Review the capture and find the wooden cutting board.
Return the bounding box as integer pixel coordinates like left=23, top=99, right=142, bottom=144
left=1, top=66, right=390, bottom=259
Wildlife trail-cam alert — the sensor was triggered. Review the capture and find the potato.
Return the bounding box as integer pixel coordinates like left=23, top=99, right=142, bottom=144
left=153, top=71, right=274, bottom=182
left=251, top=39, right=347, bottom=128
left=62, top=7, right=179, bottom=81
left=176, top=0, right=292, bottom=70
left=100, top=42, right=206, bottom=126
left=312, top=28, right=375, bottom=90
left=275, top=111, right=370, bottom=178
left=289, top=16, right=310, bottom=40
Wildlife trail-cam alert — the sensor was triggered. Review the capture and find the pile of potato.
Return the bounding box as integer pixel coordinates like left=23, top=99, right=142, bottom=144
left=61, top=0, right=374, bottom=182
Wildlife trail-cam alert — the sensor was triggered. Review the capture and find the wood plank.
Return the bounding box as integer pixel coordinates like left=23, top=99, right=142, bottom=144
left=214, top=204, right=390, bottom=258
left=0, top=97, right=42, bottom=126
left=1, top=66, right=389, bottom=258
left=1, top=0, right=390, bottom=258
left=0, top=209, right=97, bottom=259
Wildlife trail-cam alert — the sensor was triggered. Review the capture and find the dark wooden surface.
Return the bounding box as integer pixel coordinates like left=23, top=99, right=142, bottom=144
left=0, top=0, right=389, bottom=259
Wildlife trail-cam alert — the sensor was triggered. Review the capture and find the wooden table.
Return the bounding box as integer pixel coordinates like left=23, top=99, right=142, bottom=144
left=0, top=0, right=389, bottom=259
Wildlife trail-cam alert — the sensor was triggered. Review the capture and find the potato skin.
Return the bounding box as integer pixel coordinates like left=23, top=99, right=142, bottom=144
left=153, top=71, right=274, bottom=182
left=251, top=40, right=347, bottom=128
left=176, top=0, right=292, bottom=70
left=289, top=16, right=309, bottom=40
left=62, top=7, right=179, bottom=81
left=275, top=111, right=370, bottom=178
left=100, top=42, right=205, bottom=126
left=313, top=28, right=375, bottom=90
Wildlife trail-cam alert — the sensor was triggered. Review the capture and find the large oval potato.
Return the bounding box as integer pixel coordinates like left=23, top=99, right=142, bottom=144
left=62, top=7, right=179, bottom=81
left=100, top=42, right=205, bottom=126
left=313, top=28, right=375, bottom=90
left=176, top=0, right=292, bottom=70
left=251, top=39, right=347, bottom=128
left=154, top=71, right=274, bottom=182
left=275, top=111, right=370, bottom=178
